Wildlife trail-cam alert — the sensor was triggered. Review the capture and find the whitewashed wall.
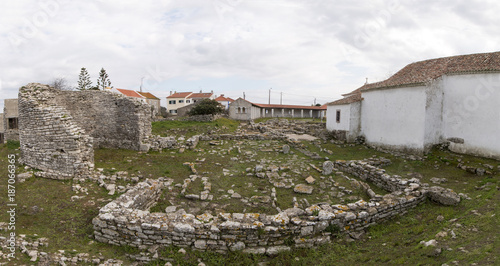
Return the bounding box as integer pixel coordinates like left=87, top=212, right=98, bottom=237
left=442, top=73, right=500, bottom=159
left=423, top=78, right=444, bottom=151
left=326, top=104, right=350, bottom=131
left=361, top=86, right=427, bottom=153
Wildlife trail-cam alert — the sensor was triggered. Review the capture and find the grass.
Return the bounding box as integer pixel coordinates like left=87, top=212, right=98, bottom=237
left=1, top=127, right=499, bottom=265
left=152, top=118, right=240, bottom=137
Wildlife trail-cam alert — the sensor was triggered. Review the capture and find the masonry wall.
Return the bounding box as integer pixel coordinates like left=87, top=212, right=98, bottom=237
left=55, top=90, right=152, bottom=150
left=361, top=86, right=427, bottom=154
left=92, top=157, right=455, bottom=253
left=442, top=73, right=500, bottom=159
left=19, top=84, right=94, bottom=179
left=18, top=83, right=153, bottom=178
left=228, top=99, right=254, bottom=120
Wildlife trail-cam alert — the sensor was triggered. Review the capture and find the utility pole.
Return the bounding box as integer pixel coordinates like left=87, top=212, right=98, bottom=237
left=269, top=88, right=271, bottom=104
left=280, top=92, right=282, bottom=105
left=243, top=92, right=245, bottom=99
left=314, top=98, right=316, bottom=105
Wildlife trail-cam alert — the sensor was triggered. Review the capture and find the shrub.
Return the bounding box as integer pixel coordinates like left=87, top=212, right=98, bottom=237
left=188, top=99, right=225, bottom=116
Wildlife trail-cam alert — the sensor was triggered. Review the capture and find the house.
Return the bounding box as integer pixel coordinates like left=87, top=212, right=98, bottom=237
left=327, top=51, right=500, bottom=159
left=107, top=88, right=161, bottom=116
left=3, top=99, right=19, bottom=142
left=166, top=91, right=215, bottom=115
left=215, top=94, right=234, bottom=109
left=0, top=113, right=4, bottom=143
left=229, top=98, right=326, bottom=120
left=137, top=91, right=161, bottom=114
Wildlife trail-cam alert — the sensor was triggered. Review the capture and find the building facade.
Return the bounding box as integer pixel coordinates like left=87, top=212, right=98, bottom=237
left=229, top=98, right=326, bottom=120
left=3, top=98, right=19, bottom=142
left=327, top=51, right=500, bottom=159
left=166, top=91, right=215, bottom=115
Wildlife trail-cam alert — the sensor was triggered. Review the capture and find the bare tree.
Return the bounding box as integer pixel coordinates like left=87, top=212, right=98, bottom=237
left=50, top=77, right=72, bottom=90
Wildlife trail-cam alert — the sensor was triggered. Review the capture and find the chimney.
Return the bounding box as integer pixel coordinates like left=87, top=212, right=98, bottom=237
left=170, top=91, right=172, bottom=95
left=211, top=90, right=213, bottom=94
left=200, top=89, right=202, bottom=93
left=221, top=94, right=224, bottom=97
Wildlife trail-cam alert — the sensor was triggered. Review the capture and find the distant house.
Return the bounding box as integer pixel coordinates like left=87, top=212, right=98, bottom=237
left=107, top=88, right=161, bottom=115
left=3, top=99, right=19, bottom=142
left=327, top=51, right=500, bottom=159
left=215, top=94, right=234, bottom=109
left=229, top=98, right=326, bottom=120
left=166, top=91, right=215, bottom=115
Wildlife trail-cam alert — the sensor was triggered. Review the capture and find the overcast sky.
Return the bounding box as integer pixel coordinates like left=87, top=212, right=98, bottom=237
left=1, top=0, right=500, bottom=109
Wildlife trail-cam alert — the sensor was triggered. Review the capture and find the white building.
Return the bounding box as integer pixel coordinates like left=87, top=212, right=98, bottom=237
left=166, top=91, right=215, bottom=115
left=327, top=51, right=500, bottom=159
left=215, top=94, right=234, bottom=109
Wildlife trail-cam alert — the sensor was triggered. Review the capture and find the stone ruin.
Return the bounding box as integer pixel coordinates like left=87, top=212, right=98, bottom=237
left=92, top=158, right=460, bottom=254
left=18, top=83, right=152, bottom=179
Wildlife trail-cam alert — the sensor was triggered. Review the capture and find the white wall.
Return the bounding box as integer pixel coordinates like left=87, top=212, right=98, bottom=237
left=361, top=86, right=427, bottom=153
left=442, top=73, right=500, bottom=159
left=326, top=104, right=350, bottom=131
left=423, top=78, right=444, bottom=151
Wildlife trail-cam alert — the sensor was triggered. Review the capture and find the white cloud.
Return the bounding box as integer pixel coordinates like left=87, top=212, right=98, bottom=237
left=1, top=0, right=500, bottom=110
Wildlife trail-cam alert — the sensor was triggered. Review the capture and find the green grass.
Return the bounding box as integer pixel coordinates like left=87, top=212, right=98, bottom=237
left=152, top=118, right=240, bottom=137
left=1, top=134, right=499, bottom=265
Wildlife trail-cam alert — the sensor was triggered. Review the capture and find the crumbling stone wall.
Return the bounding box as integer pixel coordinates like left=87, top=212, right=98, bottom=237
left=18, top=83, right=152, bottom=179
left=93, top=160, right=459, bottom=253
left=54, top=90, right=151, bottom=150
left=19, top=84, right=94, bottom=179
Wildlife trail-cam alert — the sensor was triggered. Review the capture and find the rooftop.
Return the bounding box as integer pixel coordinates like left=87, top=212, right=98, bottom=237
left=167, top=92, right=193, bottom=98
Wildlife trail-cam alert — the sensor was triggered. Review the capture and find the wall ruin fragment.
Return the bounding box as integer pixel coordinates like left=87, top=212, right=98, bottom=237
left=19, top=83, right=152, bottom=179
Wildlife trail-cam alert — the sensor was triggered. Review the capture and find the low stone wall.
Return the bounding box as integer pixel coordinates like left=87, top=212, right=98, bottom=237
left=93, top=160, right=459, bottom=253
left=183, top=114, right=222, bottom=122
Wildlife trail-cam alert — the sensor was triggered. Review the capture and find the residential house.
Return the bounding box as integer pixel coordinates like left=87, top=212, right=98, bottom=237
left=0, top=113, right=4, bottom=144
left=215, top=94, right=234, bottom=109
left=229, top=98, right=326, bottom=120
left=3, top=98, right=19, bottom=142
left=327, top=51, right=500, bottom=159
left=107, top=88, right=161, bottom=116
left=166, top=91, right=215, bottom=115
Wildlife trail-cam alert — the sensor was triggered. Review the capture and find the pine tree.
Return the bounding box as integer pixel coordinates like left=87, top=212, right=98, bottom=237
left=77, top=67, right=92, bottom=90
left=97, top=68, right=112, bottom=90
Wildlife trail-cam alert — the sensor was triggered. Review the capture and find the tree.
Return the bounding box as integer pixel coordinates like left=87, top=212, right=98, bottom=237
left=50, top=77, right=71, bottom=90
left=188, top=99, right=225, bottom=116
left=77, top=67, right=93, bottom=90
left=96, top=68, right=112, bottom=90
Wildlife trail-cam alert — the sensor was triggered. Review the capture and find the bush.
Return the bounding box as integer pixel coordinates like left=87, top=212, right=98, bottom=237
left=188, top=99, right=225, bottom=116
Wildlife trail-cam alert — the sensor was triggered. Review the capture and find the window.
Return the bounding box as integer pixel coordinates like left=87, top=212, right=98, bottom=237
left=336, top=110, right=341, bottom=123
left=242, top=107, right=246, bottom=113
left=186, top=100, right=191, bottom=103
left=8, top=118, right=18, bottom=129
left=237, top=107, right=241, bottom=114
left=169, top=110, right=177, bottom=114
left=0, top=133, right=4, bottom=144
left=179, top=100, right=184, bottom=103
left=168, top=100, right=176, bottom=104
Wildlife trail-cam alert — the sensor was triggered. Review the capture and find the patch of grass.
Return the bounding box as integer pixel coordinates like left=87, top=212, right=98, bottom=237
left=152, top=118, right=240, bottom=137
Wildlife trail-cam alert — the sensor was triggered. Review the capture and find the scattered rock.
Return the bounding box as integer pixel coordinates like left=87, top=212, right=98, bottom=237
left=427, top=186, right=460, bottom=205
left=294, top=184, right=313, bottom=194
left=305, top=176, right=315, bottom=184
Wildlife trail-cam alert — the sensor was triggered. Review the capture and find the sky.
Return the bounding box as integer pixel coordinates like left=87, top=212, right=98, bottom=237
left=1, top=0, right=500, bottom=110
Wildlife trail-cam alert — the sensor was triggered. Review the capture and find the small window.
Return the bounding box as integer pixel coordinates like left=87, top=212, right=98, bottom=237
left=242, top=107, right=246, bottom=113
left=237, top=107, right=241, bottom=114
left=179, top=100, right=184, bottom=103
left=8, top=118, right=18, bottom=129
left=169, top=110, right=177, bottom=114
left=186, top=100, right=191, bottom=103
left=168, top=100, right=176, bottom=104
left=336, top=110, right=341, bottom=123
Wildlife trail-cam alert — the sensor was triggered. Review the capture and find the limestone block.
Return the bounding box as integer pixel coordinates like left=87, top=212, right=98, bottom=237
left=426, top=186, right=460, bottom=206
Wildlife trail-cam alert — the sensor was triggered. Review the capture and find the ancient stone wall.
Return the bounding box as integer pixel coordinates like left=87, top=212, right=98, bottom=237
left=19, top=84, right=94, bottom=179
left=55, top=90, right=151, bottom=150
left=18, top=83, right=152, bottom=178
left=93, top=159, right=459, bottom=253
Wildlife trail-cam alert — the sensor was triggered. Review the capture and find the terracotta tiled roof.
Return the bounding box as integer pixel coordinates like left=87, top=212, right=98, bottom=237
left=366, top=51, right=500, bottom=91
left=116, top=88, right=144, bottom=98
left=188, top=93, right=213, bottom=98
left=253, top=103, right=326, bottom=110
left=327, top=94, right=362, bottom=106
left=167, top=92, right=192, bottom=98
left=137, top=92, right=160, bottom=100
left=215, top=95, right=234, bottom=102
